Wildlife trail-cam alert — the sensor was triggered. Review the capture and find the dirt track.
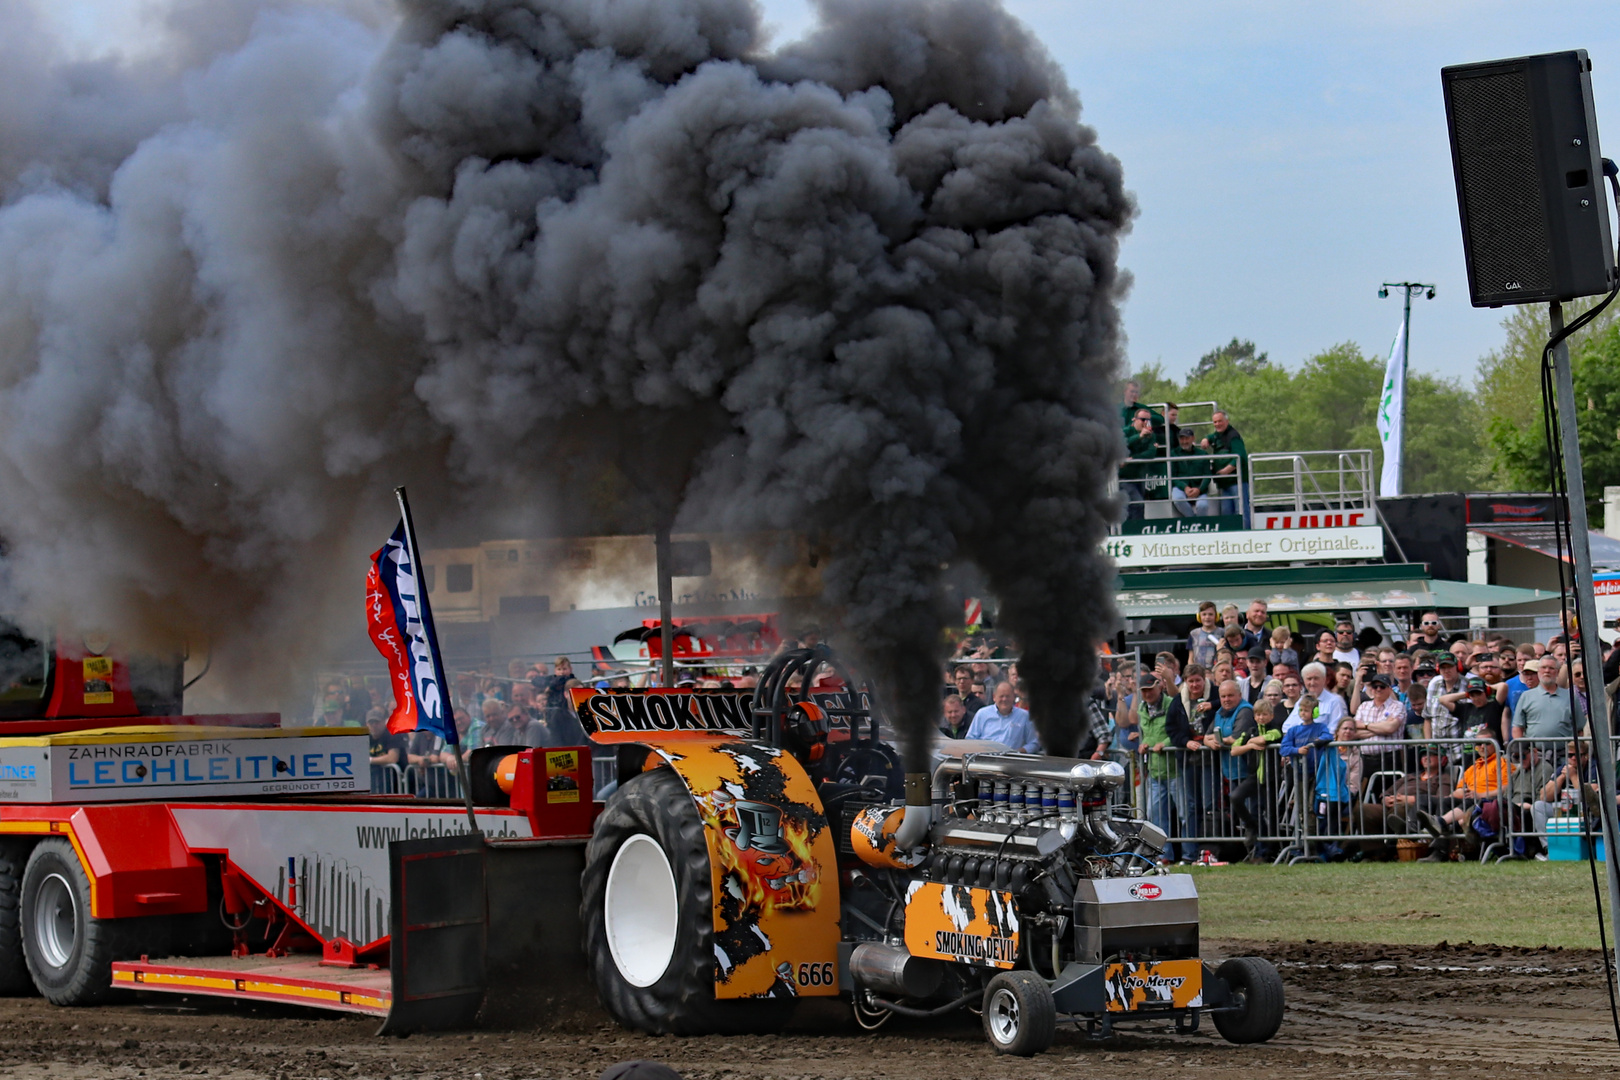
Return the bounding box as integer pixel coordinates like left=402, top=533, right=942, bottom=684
left=2, top=939, right=1617, bottom=1079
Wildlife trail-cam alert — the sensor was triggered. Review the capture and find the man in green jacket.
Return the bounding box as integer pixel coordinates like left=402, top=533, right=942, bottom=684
left=1136, top=674, right=1195, bottom=863
left=1120, top=407, right=1162, bottom=519
left=1169, top=426, right=1213, bottom=517
left=1202, top=409, right=1250, bottom=525
left=1120, top=380, right=1164, bottom=431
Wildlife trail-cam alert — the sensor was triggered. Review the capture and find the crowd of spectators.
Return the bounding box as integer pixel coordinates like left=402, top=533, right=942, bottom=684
left=1117, top=381, right=1250, bottom=525
left=320, top=595, right=1619, bottom=866
left=1079, top=602, right=1620, bottom=865
left=315, top=655, right=609, bottom=790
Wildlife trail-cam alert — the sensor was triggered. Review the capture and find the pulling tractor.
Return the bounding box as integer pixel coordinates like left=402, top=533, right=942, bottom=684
left=576, top=645, right=1284, bottom=1054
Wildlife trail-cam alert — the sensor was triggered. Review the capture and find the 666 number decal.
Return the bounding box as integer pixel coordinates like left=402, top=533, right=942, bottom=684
left=796, top=962, right=835, bottom=987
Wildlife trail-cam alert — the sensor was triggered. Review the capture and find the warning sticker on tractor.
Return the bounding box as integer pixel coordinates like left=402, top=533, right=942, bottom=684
left=545, top=750, right=580, bottom=803
left=1104, top=959, right=1203, bottom=1012
left=902, top=881, right=1021, bottom=969
left=83, top=655, right=114, bottom=705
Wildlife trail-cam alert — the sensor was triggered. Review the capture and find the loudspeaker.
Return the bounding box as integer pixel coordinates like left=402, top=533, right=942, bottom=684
left=1442, top=50, right=1616, bottom=307
left=1376, top=494, right=1466, bottom=583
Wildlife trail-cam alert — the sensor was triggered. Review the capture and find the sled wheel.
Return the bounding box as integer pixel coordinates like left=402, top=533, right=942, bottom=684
left=581, top=767, right=795, bottom=1035
left=982, top=970, right=1056, bottom=1056
left=1211, top=956, right=1285, bottom=1043
left=20, top=838, right=156, bottom=1005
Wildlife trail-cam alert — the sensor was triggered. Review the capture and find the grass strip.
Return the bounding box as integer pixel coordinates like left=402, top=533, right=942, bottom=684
left=1190, top=861, right=1610, bottom=950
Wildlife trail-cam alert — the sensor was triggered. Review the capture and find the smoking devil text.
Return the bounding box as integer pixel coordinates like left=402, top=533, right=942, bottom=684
left=933, top=930, right=1017, bottom=964
left=580, top=692, right=752, bottom=734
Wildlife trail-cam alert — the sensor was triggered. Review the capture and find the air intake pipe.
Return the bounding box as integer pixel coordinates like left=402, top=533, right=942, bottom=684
left=892, top=772, right=933, bottom=849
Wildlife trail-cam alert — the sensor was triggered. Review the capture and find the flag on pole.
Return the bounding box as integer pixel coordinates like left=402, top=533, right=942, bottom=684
left=366, top=519, right=455, bottom=742
left=1376, top=318, right=1407, bottom=497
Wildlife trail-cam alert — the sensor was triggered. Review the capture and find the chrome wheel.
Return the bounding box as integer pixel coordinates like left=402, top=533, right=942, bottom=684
left=987, top=986, right=1020, bottom=1044
left=32, top=872, right=77, bottom=970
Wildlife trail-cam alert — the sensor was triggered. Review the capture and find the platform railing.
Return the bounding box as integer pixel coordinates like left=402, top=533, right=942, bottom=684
left=1248, top=449, right=1374, bottom=520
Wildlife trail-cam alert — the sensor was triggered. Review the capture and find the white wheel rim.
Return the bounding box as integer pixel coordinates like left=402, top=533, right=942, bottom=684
left=34, top=872, right=77, bottom=970
left=604, top=834, right=679, bottom=988
left=988, top=986, right=1020, bottom=1043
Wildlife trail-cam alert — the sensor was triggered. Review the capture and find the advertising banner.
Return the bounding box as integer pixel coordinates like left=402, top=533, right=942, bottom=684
left=1105, top=525, right=1384, bottom=569
left=1597, top=572, right=1620, bottom=637
left=0, top=728, right=370, bottom=804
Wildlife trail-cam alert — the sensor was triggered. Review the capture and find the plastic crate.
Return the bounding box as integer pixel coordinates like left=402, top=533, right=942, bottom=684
left=1547, top=817, right=1606, bottom=861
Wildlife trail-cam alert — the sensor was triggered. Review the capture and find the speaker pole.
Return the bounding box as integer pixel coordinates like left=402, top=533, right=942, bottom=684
left=1549, top=299, right=1620, bottom=971
left=1399, top=286, right=1411, bottom=493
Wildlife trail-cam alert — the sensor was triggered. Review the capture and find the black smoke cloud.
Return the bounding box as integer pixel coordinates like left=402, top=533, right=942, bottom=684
left=0, top=0, right=1131, bottom=751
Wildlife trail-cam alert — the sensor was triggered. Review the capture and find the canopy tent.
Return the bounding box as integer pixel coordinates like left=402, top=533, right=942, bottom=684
left=1115, top=563, right=1552, bottom=619
left=1472, top=525, right=1620, bottom=571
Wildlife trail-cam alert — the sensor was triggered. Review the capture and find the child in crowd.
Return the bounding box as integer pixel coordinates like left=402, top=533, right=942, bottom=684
left=1267, top=625, right=1299, bottom=672
left=1313, top=717, right=1363, bottom=859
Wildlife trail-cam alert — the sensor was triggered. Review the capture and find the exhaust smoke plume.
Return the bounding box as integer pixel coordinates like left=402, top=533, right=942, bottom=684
left=0, top=0, right=1131, bottom=751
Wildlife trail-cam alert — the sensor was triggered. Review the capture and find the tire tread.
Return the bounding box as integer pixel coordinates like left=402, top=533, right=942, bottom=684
left=1211, top=955, right=1285, bottom=1044
left=21, top=838, right=162, bottom=1005
left=580, top=767, right=794, bottom=1035
left=982, top=969, right=1056, bottom=1056
left=0, top=839, right=29, bottom=995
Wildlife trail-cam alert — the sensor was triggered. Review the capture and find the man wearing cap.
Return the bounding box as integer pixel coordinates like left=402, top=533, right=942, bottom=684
left=1512, top=657, right=1581, bottom=743
left=1438, top=675, right=1506, bottom=747
left=1169, top=426, right=1214, bottom=517
left=1423, top=653, right=1463, bottom=739
left=1240, top=646, right=1269, bottom=704
left=1347, top=672, right=1407, bottom=773
left=1419, top=726, right=1511, bottom=857
left=1133, top=674, right=1195, bottom=864
left=1499, top=654, right=1539, bottom=715
left=1360, top=745, right=1451, bottom=842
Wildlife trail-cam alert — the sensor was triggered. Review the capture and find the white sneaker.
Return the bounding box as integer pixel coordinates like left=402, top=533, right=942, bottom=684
left=1534, top=853, right=1549, bottom=862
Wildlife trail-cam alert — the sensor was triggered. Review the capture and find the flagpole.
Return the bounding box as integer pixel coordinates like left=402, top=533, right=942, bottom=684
left=1378, top=281, right=1435, bottom=496
left=394, top=486, right=480, bottom=832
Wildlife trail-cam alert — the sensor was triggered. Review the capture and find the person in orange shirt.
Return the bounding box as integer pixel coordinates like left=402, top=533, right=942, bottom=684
left=1419, top=726, right=1512, bottom=853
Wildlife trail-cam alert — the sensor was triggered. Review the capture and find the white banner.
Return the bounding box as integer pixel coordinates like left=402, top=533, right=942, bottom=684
left=1104, top=526, right=1384, bottom=569
left=1377, top=318, right=1406, bottom=497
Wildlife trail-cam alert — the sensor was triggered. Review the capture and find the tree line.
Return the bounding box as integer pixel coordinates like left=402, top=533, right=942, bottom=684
left=1128, top=304, right=1620, bottom=513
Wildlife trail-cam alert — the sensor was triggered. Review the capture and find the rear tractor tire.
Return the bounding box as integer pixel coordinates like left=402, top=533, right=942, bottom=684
left=0, top=839, right=30, bottom=994
left=1211, top=956, right=1285, bottom=1044
left=581, top=767, right=795, bottom=1035
left=19, top=838, right=154, bottom=1005
left=982, top=970, right=1056, bottom=1056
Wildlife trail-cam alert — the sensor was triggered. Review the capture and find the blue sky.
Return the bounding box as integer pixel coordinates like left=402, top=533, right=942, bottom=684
left=757, top=1, right=1620, bottom=386
left=37, top=1, right=1620, bottom=385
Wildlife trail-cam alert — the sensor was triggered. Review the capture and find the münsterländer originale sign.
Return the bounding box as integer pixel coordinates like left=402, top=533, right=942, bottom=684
left=1103, top=525, right=1383, bottom=569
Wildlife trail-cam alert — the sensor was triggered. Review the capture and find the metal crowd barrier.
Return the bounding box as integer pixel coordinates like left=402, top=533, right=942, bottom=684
left=1111, top=737, right=1511, bottom=864
left=370, top=763, right=407, bottom=795
left=593, top=755, right=617, bottom=797
left=409, top=763, right=463, bottom=799
left=1118, top=744, right=1296, bottom=863
left=1496, top=736, right=1620, bottom=862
